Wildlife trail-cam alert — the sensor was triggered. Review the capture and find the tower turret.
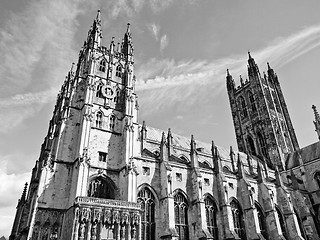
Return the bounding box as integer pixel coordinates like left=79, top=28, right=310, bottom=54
left=227, top=53, right=299, bottom=170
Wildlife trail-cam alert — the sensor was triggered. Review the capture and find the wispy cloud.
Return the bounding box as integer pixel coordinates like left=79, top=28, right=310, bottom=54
left=160, top=34, right=169, bottom=52
left=147, top=23, right=160, bottom=41
left=135, top=24, right=320, bottom=112
left=0, top=0, right=95, bottom=133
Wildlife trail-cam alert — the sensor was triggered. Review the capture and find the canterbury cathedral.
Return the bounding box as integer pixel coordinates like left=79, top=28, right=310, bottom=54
left=9, top=10, right=320, bottom=240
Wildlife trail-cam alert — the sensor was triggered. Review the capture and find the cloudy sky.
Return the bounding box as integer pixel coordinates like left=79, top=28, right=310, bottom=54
left=1, top=0, right=320, bottom=237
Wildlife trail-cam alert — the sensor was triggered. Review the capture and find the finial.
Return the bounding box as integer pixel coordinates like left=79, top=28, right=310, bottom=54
left=142, top=120, right=146, bottom=128
left=227, top=69, right=230, bottom=76
left=267, top=62, right=271, bottom=70
left=21, top=182, right=28, bottom=202
left=161, top=132, right=166, bottom=144
left=240, top=75, right=244, bottom=85
left=126, top=23, right=131, bottom=33
left=312, top=105, right=320, bottom=140
left=96, top=9, right=101, bottom=20
left=248, top=51, right=252, bottom=59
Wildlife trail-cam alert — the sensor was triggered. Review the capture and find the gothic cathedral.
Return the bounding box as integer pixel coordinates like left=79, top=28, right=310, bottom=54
left=9, top=11, right=320, bottom=240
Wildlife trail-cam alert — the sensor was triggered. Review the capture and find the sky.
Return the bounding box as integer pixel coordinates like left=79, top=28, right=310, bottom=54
left=0, top=0, right=320, bottom=237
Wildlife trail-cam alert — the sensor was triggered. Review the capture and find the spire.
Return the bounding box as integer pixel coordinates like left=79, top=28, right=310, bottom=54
left=20, top=182, right=28, bottom=203
left=161, top=132, right=166, bottom=146
left=190, top=134, right=196, bottom=154
left=211, top=141, right=219, bottom=172
left=312, top=105, right=320, bottom=140
left=237, top=153, right=244, bottom=178
left=247, top=52, right=260, bottom=79
left=240, top=75, right=244, bottom=86
left=122, top=23, right=133, bottom=56
left=141, top=120, right=147, bottom=139
left=230, top=146, right=235, bottom=172
left=226, top=69, right=235, bottom=91
left=88, top=9, right=102, bottom=48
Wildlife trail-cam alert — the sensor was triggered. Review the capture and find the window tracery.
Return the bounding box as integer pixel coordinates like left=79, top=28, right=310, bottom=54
left=109, top=115, right=116, bottom=131
left=99, top=59, right=106, bottom=72
left=238, top=96, right=248, bottom=119
left=116, top=65, right=122, bottom=78
left=88, top=177, right=115, bottom=199
left=205, top=196, right=218, bottom=239
left=248, top=91, right=257, bottom=113
left=174, top=192, right=189, bottom=240
left=255, top=203, right=267, bottom=239
left=96, top=83, right=104, bottom=98
left=231, top=199, right=246, bottom=240
left=138, top=187, right=156, bottom=240
left=95, top=112, right=103, bottom=128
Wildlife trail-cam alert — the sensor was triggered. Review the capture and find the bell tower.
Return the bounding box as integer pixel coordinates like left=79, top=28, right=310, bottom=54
left=227, top=53, right=299, bottom=169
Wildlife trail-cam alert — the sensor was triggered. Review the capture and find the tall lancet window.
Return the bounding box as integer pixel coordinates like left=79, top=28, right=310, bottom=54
left=257, top=132, right=268, bottom=159
left=248, top=91, right=257, bottom=113
left=88, top=177, right=115, bottom=199
left=138, top=187, right=156, bottom=240
left=315, top=172, right=320, bottom=189
left=95, top=112, right=103, bottom=128
left=205, top=195, right=218, bottom=239
left=231, top=199, right=246, bottom=240
left=116, top=65, right=122, bottom=78
left=99, top=59, right=106, bottom=72
left=109, top=115, right=115, bottom=131
left=96, top=83, right=104, bottom=98
left=275, top=206, right=287, bottom=239
left=238, top=96, right=248, bottom=119
left=174, top=192, right=189, bottom=240
left=255, top=203, right=267, bottom=239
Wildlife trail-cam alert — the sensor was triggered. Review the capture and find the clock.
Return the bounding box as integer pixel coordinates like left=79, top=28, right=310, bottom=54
left=101, top=85, right=115, bottom=99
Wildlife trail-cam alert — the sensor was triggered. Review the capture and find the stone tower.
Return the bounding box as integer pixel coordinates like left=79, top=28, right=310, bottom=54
left=226, top=53, right=299, bottom=169
left=10, top=11, right=142, bottom=240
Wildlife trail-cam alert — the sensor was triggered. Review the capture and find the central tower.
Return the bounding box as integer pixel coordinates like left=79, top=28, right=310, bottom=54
left=227, top=53, right=299, bottom=169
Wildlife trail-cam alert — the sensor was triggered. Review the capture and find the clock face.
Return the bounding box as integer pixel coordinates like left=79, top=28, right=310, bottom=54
left=101, top=85, right=115, bottom=99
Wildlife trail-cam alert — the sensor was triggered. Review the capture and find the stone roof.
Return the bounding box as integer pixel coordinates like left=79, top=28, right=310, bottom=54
left=286, top=141, right=320, bottom=169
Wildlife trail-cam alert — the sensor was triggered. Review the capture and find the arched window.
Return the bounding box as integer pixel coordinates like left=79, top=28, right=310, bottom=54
left=247, top=136, right=257, bottom=156
left=116, top=65, right=122, bottom=78
left=314, top=172, right=320, bottom=188
left=138, top=187, right=156, bottom=240
left=174, top=192, right=189, bottom=240
left=99, top=59, right=106, bottom=72
left=88, top=177, right=115, bottom=199
left=238, top=96, right=248, bottom=119
left=96, top=83, right=104, bottom=98
left=275, top=206, right=287, bottom=239
left=257, top=132, right=268, bottom=159
left=205, top=196, right=218, bottom=239
left=255, top=203, right=267, bottom=239
left=95, top=112, right=103, bottom=128
left=230, top=199, right=246, bottom=240
left=114, top=90, right=120, bottom=103
left=248, top=91, right=257, bottom=113
left=109, top=115, right=115, bottom=131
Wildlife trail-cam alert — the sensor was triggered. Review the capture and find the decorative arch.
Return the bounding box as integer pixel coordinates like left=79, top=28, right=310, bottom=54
left=174, top=190, right=189, bottom=240
left=254, top=202, right=267, bottom=239
left=247, top=135, right=257, bottom=156
left=230, top=198, right=246, bottom=240
left=314, top=171, right=320, bottom=188
left=178, top=155, right=189, bottom=163
left=87, top=175, right=116, bottom=199
left=275, top=205, right=287, bottom=238
left=248, top=91, right=257, bottom=113
left=137, top=185, right=156, bottom=240
left=109, top=114, right=116, bottom=131
left=115, top=64, right=123, bottom=78
left=96, top=82, right=104, bottom=98
left=204, top=194, right=218, bottom=239
left=238, top=96, right=248, bottom=119
left=95, top=111, right=103, bottom=128
left=257, top=132, right=268, bottom=159
left=99, top=59, right=106, bottom=72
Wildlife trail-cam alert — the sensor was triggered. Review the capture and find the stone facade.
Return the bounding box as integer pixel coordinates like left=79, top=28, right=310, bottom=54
left=9, top=10, right=320, bottom=240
